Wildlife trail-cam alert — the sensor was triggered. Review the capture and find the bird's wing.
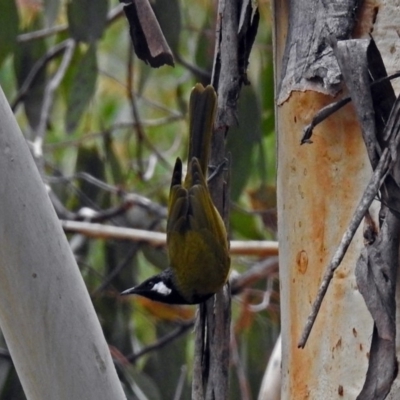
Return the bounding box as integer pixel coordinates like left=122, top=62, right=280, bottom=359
left=187, top=158, right=227, bottom=241
left=167, top=158, right=187, bottom=233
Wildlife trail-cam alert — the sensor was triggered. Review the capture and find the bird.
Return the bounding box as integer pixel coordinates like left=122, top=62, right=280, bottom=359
left=121, top=83, right=230, bottom=304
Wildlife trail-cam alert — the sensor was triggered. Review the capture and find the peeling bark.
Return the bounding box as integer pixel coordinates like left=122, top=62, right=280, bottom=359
left=278, top=0, right=362, bottom=104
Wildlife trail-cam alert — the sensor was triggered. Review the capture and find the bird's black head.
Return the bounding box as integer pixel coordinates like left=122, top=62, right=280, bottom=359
left=121, top=269, right=214, bottom=305
left=121, top=269, right=189, bottom=304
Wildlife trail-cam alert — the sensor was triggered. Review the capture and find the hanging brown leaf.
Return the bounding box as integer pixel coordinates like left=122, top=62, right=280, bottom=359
left=120, top=0, right=174, bottom=68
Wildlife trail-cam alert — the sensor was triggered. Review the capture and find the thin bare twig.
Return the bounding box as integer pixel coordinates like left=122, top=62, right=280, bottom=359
left=48, top=171, right=120, bottom=193
left=301, top=97, right=351, bottom=144
left=127, top=44, right=145, bottom=178
left=231, top=257, right=278, bottom=294
left=12, top=40, right=71, bottom=111
left=47, top=170, right=168, bottom=220
left=231, top=333, right=252, bottom=400
left=174, top=52, right=211, bottom=81
left=17, top=4, right=124, bottom=43
left=301, top=70, right=400, bottom=144
left=99, top=68, right=184, bottom=116
left=298, top=147, right=392, bottom=348
left=124, top=46, right=172, bottom=171
left=173, top=365, right=188, bottom=400
left=91, top=216, right=163, bottom=295
left=125, top=321, right=194, bottom=363
left=61, top=219, right=279, bottom=256
left=91, top=245, right=139, bottom=296
left=17, top=24, right=68, bottom=43
left=32, top=39, right=76, bottom=160
left=61, top=220, right=166, bottom=245
left=43, top=116, right=183, bottom=150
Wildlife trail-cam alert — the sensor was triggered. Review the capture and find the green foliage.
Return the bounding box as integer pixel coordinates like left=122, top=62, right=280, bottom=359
left=67, top=0, right=109, bottom=43
left=0, top=1, right=278, bottom=399
left=227, top=85, right=262, bottom=201
left=152, top=0, right=181, bottom=53
left=65, top=43, right=98, bottom=133
left=13, top=17, right=47, bottom=131
left=0, top=1, right=19, bottom=67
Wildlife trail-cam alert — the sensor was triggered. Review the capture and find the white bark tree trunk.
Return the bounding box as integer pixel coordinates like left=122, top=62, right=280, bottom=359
left=272, top=0, right=400, bottom=398
left=0, top=86, right=126, bottom=399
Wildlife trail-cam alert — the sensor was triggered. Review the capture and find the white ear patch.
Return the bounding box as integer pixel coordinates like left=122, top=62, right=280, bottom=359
left=151, top=281, right=172, bottom=295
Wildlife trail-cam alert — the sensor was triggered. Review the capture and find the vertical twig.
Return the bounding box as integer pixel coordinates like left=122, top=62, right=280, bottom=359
left=127, top=43, right=145, bottom=179
left=192, top=0, right=241, bottom=398
left=192, top=0, right=259, bottom=396
left=32, top=39, right=76, bottom=162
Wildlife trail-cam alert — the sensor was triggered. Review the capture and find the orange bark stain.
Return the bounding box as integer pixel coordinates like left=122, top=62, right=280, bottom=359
left=278, top=90, right=370, bottom=397
left=296, top=250, right=308, bottom=274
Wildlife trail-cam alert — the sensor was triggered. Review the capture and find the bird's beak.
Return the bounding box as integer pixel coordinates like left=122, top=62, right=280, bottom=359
left=120, top=287, right=137, bottom=296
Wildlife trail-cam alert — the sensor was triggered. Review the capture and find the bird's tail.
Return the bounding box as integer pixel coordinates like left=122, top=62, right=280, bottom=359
left=187, top=84, right=217, bottom=178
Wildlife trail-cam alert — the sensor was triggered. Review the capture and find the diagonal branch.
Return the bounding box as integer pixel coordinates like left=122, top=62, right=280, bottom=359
left=298, top=146, right=392, bottom=348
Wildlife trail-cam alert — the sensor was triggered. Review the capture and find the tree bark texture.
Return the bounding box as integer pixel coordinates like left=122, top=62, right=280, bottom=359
left=273, top=0, right=387, bottom=398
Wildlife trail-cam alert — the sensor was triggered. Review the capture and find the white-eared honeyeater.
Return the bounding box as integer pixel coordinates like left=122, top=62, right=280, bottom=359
left=121, top=84, right=230, bottom=304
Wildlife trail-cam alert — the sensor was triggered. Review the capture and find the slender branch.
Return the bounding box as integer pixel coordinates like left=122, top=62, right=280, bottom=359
left=91, top=217, right=162, bottom=295
left=173, top=365, right=188, bottom=400
left=98, top=69, right=184, bottom=116
left=43, top=116, right=183, bottom=150
left=301, top=70, right=400, bottom=144
left=17, top=24, right=68, bottom=43
left=48, top=171, right=121, bottom=194
left=61, top=220, right=166, bottom=245
left=301, top=97, right=351, bottom=144
left=11, top=40, right=71, bottom=111
left=125, top=321, right=194, bottom=363
left=61, top=219, right=279, bottom=256
left=231, top=333, right=252, bottom=400
left=91, top=245, right=139, bottom=295
left=124, top=46, right=173, bottom=170
left=127, top=43, right=145, bottom=178
left=46, top=168, right=168, bottom=221
left=174, top=52, right=211, bottom=81
left=32, top=39, right=76, bottom=160
left=231, top=256, right=279, bottom=295
left=17, top=4, right=125, bottom=43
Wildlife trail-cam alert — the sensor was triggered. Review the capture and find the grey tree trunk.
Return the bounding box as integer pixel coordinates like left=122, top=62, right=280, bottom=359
left=0, top=86, right=126, bottom=400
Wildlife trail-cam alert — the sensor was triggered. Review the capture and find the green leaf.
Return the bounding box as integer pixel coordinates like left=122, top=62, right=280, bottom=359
left=227, top=85, right=262, bottom=201
left=75, top=145, right=105, bottom=203
left=152, top=0, right=181, bottom=53
left=230, top=208, right=264, bottom=240
left=194, top=10, right=214, bottom=76
left=13, top=18, right=47, bottom=131
left=0, top=1, right=19, bottom=67
left=261, top=51, right=275, bottom=135
left=66, top=43, right=98, bottom=133
left=103, top=133, right=124, bottom=184
left=67, top=0, right=108, bottom=43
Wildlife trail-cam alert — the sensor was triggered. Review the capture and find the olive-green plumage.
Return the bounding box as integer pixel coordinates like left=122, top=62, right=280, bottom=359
left=121, top=84, right=230, bottom=304
left=166, top=84, right=230, bottom=303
